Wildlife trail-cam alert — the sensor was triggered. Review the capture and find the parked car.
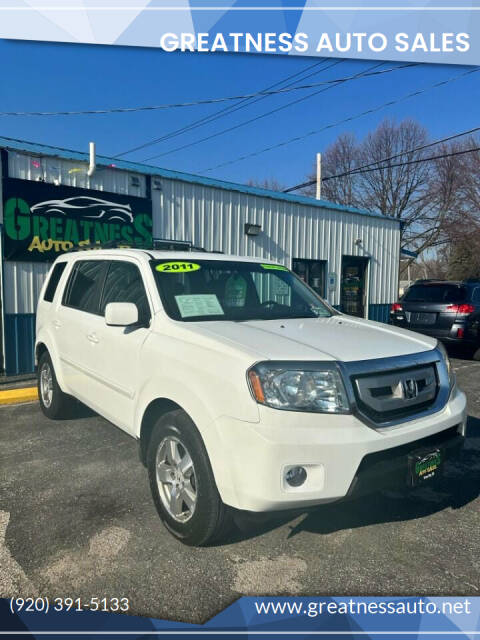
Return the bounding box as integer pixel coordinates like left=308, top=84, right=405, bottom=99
left=36, top=250, right=467, bottom=546
left=390, top=279, right=480, bottom=360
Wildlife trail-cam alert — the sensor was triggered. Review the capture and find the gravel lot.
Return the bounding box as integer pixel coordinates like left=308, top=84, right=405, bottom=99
left=1, top=355, right=479, bottom=623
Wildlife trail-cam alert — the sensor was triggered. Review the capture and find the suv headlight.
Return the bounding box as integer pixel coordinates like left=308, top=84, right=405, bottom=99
left=437, top=341, right=455, bottom=390
left=248, top=362, right=350, bottom=413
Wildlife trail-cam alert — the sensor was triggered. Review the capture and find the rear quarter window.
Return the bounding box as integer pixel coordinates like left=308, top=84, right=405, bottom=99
left=43, top=262, right=67, bottom=302
left=62, top=260, right=107, bottom=315
left=471, top=287, right=480, bottom=304
left=403, top=285, right=467, bottom=303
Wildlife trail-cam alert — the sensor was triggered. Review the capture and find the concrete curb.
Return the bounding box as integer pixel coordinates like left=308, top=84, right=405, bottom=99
left=0, top=387, right=38, bottom=405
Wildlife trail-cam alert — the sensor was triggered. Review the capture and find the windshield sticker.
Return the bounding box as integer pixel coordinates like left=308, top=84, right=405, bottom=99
left=156, top=262, right=201, bottom=273
left=261, top=263, right=288, bottom=271
left=175, top=294, right=224, bottom=318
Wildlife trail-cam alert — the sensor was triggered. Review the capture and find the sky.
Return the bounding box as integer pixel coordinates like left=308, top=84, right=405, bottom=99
left=0, top=38, right=479, bottom=191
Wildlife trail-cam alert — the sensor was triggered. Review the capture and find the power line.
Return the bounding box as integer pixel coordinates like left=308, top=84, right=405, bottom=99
left=284, top=125, right=480, bottom=192
left=327, top=145, right=480, bottom=175
left=0, top=64, right=418, bottom=118
left=201, top=66, right=480, bottom=174
left=141, top=60, right=385, bottom=163
left=290, top=145, right=480, bottom=191
left=115, top=58, right=340, bottom=158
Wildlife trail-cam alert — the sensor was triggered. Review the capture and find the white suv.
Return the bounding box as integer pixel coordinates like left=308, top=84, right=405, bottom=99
left=36, top=249, right=467, bottom=545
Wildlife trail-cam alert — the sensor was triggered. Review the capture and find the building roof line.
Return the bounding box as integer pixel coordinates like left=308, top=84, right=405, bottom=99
left=0, top=135, right=398, bottom=224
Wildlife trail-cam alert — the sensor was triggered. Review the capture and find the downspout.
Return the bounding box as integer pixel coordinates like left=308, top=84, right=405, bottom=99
left=87, top=141, right=96, bottom=178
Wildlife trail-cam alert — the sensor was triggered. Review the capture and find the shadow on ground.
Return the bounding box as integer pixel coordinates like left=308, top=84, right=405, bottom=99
left=446, top=343, right=479, bottom=362
left=227, top=415, right=480, bottom=545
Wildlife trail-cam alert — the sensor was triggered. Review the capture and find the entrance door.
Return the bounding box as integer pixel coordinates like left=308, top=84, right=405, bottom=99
left=341, top=256, right=369, bottom=318
left=292, top=259, right=326, bottom=298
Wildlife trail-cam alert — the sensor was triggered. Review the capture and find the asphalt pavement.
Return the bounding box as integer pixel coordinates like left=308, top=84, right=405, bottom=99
left=0, top=357, right=479, bottom=623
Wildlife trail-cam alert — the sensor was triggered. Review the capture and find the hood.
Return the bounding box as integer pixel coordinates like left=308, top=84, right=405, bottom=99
left=190, top=315, right=437, bottom=362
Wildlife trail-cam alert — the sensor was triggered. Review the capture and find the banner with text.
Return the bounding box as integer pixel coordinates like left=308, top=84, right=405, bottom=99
left=2, top=178, right=153, bottom=261
left=0, top=1, right=479, bottom=64
left=1, top=596, right=479, bottom=638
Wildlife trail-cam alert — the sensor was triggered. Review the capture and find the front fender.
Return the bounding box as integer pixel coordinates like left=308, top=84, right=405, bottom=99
left=133, top=330, right=261, bottom=506
left=35, top=330, right=68, bottom=393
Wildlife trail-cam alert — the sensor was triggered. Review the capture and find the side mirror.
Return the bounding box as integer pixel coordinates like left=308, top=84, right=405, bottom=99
left=105, top=302, right=138, bottom=327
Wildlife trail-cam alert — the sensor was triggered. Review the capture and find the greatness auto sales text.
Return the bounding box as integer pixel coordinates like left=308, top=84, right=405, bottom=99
left=158, top=32, right=470, bottom=54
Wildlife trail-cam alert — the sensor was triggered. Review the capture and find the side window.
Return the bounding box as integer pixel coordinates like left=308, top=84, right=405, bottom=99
left=100, top=261, right=151, bottom=324
left=44, top=262, right=67, bottom=302
left=62, top=260, right=107, bottom=314
left=472, top=287, right=480, bottom=304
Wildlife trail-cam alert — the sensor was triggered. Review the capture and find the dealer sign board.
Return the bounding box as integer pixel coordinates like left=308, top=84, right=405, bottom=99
left=2, top=178, right=153, bottom=261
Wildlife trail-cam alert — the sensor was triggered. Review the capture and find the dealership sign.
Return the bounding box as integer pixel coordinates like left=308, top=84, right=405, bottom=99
left=2, top=178, right=153, bottom=261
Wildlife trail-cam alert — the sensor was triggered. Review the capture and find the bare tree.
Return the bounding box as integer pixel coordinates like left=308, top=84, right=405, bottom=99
left=447, top=230, right=480, bottom=279
left=357, top=120, right=431, bottom=229
left=455, top=139, right=480, bottom=227
left=303, top=119, right=477, bottom=276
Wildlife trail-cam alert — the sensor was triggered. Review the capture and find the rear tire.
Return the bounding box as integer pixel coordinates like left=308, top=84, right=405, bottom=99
left=472, top=346, right=480, bottom=361
left=37, top=351, right=75, bottom=419
left=147, top=409, right=232, bottom=546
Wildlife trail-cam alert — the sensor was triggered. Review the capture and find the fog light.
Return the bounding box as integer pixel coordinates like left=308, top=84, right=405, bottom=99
left=285, top=466, right=307, bottom=487
left=457, top=327, right=465, bottom=338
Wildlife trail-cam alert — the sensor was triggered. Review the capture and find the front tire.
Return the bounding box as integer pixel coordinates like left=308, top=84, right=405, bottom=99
left=147, top=409, right=232, bottom=546
left=37, top=351, right=74, bottom=419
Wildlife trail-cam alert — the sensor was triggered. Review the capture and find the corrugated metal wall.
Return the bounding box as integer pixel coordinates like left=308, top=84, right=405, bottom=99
left=154, top=178, right=400, bottom=309
left=4, top=261, right=51, bottom=315
left=6, top=151, right=147, bottom=204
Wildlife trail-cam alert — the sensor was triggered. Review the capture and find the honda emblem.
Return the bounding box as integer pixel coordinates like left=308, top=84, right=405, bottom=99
left=402, top=378, right=418, bottom=399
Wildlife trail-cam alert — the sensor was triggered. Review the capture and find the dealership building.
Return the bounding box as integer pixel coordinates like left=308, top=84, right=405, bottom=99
left=0, top=136, right=401, bottom=376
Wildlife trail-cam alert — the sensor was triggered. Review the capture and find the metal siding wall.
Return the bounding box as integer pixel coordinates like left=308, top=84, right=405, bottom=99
left=152, top=178, right=400, bottom=309
left=368, top=303, right=391, bottom=324
left=4, top=314, right=36, bottom=375
left=4, top=262, right=51, bottom=314
left=7, top=151, right=146, bottom=197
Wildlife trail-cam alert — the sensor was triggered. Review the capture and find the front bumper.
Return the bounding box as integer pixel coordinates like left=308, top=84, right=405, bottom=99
left=346, top=424, right=464, bottom=498
left=210, top=387, right=467, bottom=512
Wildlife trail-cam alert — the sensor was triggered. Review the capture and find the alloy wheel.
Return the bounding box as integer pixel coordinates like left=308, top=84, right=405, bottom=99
left=156, top=435, right=197, bottom=523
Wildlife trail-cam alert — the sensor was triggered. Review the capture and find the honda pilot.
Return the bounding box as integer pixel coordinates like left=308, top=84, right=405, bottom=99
left=36, top=250, right=467, bottom=545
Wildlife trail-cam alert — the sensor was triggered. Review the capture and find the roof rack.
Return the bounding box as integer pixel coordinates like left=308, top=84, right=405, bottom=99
left=65, top=240, right=151, bottom=253
left=65, top=238, right=224, bottom=254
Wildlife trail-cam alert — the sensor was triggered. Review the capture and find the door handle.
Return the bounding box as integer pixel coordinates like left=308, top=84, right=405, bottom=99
left=52, top=320, right=62, bottom=329
left=87, top=332, right=99, bottom=344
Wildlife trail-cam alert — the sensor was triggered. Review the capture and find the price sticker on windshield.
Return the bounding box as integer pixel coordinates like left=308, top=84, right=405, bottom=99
left=156, top=262, right=201, bottom=273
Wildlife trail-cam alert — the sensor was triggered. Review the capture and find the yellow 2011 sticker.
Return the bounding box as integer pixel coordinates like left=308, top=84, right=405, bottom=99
left=156, top=262, right=201, bottom=273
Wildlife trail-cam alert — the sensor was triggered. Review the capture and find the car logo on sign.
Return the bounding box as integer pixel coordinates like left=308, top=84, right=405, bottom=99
left=402, top=378, right=418, bottom=399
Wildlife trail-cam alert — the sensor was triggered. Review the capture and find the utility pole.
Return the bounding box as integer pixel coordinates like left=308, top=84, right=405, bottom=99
left=316, top=152, right=322, bottom=200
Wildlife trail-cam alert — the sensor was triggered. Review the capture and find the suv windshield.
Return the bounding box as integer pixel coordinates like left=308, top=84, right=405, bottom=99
left=152, top=259, right=334, bottom=322
left=403, top=284, right=467, bottom=303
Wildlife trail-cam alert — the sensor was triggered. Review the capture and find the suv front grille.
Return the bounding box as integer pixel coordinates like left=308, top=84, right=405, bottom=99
left=351, top=363, right=439, bottom=424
